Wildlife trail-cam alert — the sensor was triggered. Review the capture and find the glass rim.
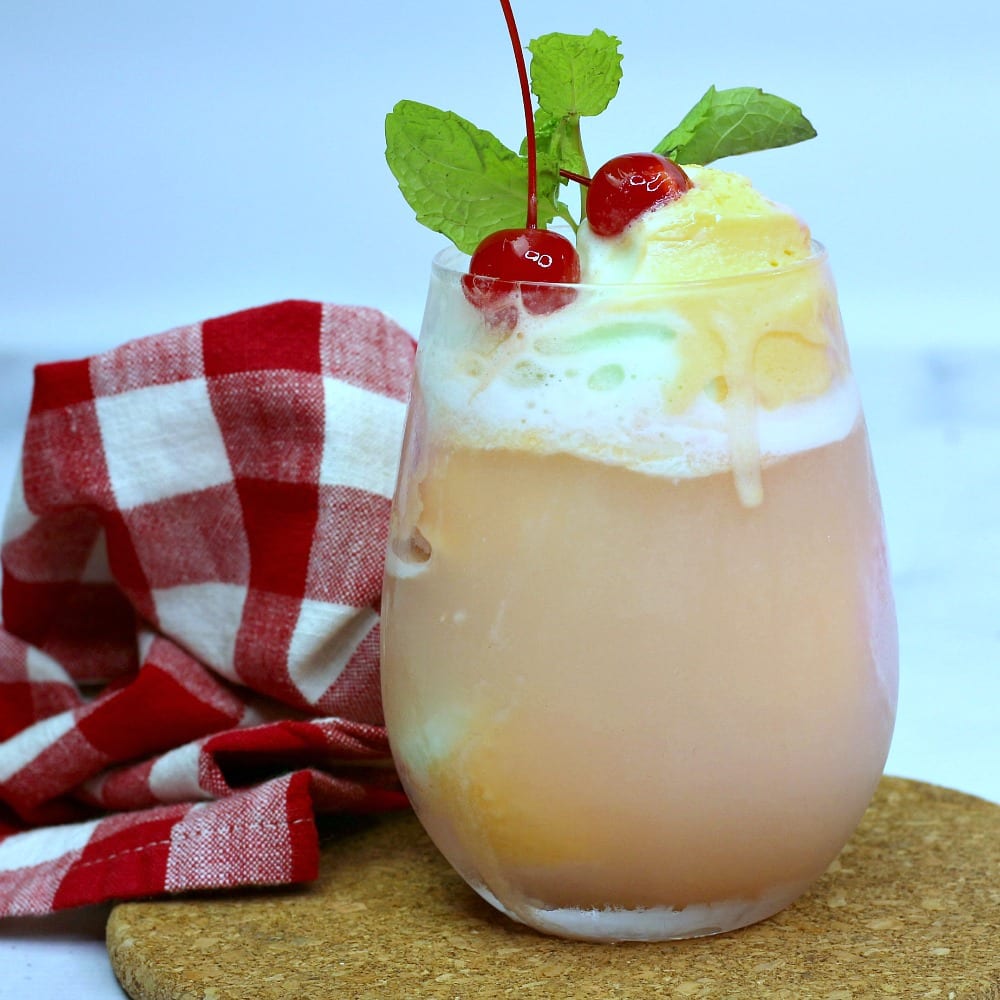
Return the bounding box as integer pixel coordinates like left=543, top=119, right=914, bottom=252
left=431, top=238, right=829, bottom=291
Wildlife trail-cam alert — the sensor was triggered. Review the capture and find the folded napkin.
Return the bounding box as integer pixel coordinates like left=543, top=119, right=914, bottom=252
left=0, top=300, right=415, bottom=916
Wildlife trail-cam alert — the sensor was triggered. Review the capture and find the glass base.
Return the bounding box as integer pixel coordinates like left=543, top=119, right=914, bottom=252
left=475, top=884, right=799, bottom=942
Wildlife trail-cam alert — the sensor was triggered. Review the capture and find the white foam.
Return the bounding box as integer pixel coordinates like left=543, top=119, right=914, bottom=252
left=418, top=283, right=861, bottom=479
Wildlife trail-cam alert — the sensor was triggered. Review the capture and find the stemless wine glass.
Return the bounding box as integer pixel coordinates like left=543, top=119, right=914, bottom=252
left=380, top=243, right=898, bottom=942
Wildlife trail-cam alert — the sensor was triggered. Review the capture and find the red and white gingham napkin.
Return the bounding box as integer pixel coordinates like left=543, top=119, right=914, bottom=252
left=0, top=300, right=415, bottom=916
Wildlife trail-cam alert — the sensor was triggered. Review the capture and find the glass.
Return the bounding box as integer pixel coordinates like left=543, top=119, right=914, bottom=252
left=380, top=244, right=898, bottom=942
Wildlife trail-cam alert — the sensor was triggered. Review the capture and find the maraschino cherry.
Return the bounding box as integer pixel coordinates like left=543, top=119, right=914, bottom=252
left=463, top=0, right=580, bottom=319
left=585, top=153, right=692, bottom=237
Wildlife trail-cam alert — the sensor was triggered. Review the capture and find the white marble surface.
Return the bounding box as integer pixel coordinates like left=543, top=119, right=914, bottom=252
left=0, top=335, right=997, bottom=997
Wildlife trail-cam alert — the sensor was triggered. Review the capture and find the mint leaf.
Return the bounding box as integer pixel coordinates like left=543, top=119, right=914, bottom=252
left=530, top=108, right=589, bottom=181
left=520, top=108, right=587, bottom=193
left=385, top=100, right=558, bottom=254
left=528, top=29, right=623, bottom=118
left=518, top=112, right=581, bottom=230
left=527, top=114, right=564, bottom=202
left=525, top=31, right=622, bottom=222
left=654, top=86, right=816, bottom=164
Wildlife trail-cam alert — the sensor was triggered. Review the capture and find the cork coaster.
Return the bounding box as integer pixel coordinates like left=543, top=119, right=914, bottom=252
left=107, top=776, right=1000, bottom=999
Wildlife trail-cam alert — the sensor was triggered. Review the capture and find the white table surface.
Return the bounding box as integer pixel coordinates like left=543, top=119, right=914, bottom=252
left=0, top=342, right=997, bottom=997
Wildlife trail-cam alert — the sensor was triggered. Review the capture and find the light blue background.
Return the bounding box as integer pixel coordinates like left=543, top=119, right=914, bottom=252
left=2, top=0, right=998, bottom=352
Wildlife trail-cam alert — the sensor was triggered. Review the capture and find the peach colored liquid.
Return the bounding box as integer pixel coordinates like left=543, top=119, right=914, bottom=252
left=381, top=422, right=897, bottom=938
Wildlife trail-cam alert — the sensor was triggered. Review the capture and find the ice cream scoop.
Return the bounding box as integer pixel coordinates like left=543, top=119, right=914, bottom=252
left=577, top=165, right=813, bottom=285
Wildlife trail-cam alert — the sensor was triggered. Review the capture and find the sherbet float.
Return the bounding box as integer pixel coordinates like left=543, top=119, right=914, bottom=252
left=380, top=0, right=898, bottom=942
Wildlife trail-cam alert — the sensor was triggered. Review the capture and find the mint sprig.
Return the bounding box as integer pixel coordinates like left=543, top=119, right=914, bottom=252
left=528, top=29, right=623, bottom=119
left=384, top=100, right=560, bottom=255
left=654, top=86, right=816, bottom=164
left=385, top=31, right=816, bottom=252
left=527, top=29, right=622, bottom=218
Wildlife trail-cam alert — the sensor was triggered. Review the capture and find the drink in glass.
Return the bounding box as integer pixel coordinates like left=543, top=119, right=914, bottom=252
left=380, top=168, right=898, bottom=940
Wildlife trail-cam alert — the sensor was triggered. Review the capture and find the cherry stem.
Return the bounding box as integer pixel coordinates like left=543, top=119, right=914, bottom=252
left=559, top=168, right=592, bottom=187
left=498, top=0, right=537, bottom=230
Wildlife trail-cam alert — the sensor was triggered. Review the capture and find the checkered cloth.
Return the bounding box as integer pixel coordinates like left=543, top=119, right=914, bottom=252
left=0, top=300, right=415, bottom=916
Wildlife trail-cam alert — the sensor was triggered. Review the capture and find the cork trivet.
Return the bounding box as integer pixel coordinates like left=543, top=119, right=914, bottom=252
left=107, top=777, right=1000, bottom=999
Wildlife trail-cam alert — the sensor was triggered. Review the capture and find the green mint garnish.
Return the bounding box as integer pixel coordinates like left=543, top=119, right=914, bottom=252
left=385, top=100, right=560, bottom=255
left=654, top=86, right=816, bottom=164
left=528, top=29, right=623, bottom=120
left=385, top=31, right=816, bottom=251
left=527, top=30, right=622, bottom=219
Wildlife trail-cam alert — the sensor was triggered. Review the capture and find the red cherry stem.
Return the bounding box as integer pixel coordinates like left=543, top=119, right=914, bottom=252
left=559, top=168, right=592, bottom=187
left=498, top=0, right=538, bottom=229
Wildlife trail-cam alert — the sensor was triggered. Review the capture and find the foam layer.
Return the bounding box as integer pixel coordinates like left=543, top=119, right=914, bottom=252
left=415, top=166, right=858, bottom=494
left=418, top=261, right=859, bottom=480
